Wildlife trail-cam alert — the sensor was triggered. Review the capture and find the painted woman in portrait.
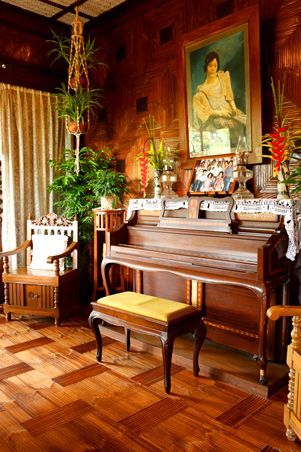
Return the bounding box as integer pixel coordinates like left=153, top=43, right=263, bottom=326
left=193, top=51, right=246, bottom=148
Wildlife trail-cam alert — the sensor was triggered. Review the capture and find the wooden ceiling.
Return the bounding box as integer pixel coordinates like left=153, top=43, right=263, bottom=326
left=0, top=0, right=128, bottom=24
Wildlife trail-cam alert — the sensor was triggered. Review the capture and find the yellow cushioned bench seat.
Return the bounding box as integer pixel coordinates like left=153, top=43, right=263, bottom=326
left=97, top=291, right=198, bottom=322
left=89, top=291, right=206, bottom=394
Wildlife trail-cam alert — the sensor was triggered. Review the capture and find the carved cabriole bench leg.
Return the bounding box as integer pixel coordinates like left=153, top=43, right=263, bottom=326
left=160, top=332, right=174, bottom=394
left=88, top=312, right=104, bottom=362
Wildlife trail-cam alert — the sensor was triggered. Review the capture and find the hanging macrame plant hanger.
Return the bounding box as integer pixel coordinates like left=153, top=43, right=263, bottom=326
left=67, top=7, right=90, bottom=174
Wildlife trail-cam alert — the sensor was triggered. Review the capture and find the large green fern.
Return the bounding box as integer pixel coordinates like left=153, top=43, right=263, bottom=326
left=48, top=146, right=127, bottom=242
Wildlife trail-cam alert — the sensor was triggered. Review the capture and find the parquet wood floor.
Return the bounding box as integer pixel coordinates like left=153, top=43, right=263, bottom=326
left=0, top=314, right=300, bottom=452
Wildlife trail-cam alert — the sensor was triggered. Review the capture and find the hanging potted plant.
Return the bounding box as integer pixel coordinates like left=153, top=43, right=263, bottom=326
left=55, top=83, right=102, bottom=134
left=48, top=8, right=108, bottom=175
left=48, top=31, right=106, bottom=83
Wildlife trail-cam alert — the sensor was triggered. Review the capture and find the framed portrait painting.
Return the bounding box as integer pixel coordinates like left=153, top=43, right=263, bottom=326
left=188, top=155, right=236, bottom=195
left=180, top=5, right=262, bottom=164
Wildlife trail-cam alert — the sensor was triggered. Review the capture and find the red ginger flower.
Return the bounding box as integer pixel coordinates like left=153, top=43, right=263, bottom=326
left=137, top=146, right=150, bottom=197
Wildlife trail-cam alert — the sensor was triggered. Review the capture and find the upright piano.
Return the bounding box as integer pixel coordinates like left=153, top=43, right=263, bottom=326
left=94, top=197, right=292, bottom=384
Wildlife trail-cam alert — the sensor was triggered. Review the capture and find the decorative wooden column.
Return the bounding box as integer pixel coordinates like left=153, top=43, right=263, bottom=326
left=267, top=306, right=301, bottom=442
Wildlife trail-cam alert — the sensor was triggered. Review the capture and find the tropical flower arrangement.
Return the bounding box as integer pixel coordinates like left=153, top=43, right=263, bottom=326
left=136, top=115, right=179, bottom=197
left=262, top=78, right=301, bottom=198
left=262, top=79, right=298, bottom=175
left=142, top=115, right=165, bottom=171
left=262, top=79, right=294, bottom=176
left=136, top=115, right=166, bottom=197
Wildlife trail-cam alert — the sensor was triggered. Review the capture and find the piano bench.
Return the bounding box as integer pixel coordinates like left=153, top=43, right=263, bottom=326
left=88, top=291, right=206, bottom=394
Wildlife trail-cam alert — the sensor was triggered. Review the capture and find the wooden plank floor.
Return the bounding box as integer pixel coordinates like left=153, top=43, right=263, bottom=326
left=0, top=314, right=300, bottom=452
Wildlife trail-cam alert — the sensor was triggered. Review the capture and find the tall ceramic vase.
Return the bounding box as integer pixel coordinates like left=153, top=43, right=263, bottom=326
left=154, top=169, right=162, bottom=198
left=277, top=162, right=290, bottom=200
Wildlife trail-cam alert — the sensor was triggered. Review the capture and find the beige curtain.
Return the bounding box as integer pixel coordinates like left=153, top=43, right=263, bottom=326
left=0, top=83, right=68, bottom=260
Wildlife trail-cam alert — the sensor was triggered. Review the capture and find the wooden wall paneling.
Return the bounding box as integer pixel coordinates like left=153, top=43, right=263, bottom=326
left=183, top=0, right=217, bottom=32
left=1, top=0, right=300, bottom=192
left=0, top=3, right=66, bottom=91
left=274, top=0, right=301, bottom=110
left=87, top=0, right=301, bottom=197
left=253, top=0, right=301, bottom=197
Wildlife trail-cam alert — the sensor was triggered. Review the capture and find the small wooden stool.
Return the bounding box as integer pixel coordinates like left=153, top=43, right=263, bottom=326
left=89, top=291, right=206, bottom=393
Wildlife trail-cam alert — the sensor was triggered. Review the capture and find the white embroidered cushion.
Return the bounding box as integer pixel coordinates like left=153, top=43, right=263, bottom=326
left=29, top=234, right=68, bottom=271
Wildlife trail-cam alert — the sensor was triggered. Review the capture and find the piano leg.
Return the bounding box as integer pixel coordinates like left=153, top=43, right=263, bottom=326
left=257, top=289, right=268, bottom=385
left=193, top=321, right=207, bottom=376
left=258, top=291, right=269, bottom=385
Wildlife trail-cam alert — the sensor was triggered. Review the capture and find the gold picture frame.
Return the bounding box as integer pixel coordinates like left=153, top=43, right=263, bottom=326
left=179, top=5, right=262, bottom=164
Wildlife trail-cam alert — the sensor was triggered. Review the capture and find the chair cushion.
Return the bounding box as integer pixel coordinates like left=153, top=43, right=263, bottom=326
left=28, top=234, right=68, bottom=271
left=97, top=291, right=198, bottom=322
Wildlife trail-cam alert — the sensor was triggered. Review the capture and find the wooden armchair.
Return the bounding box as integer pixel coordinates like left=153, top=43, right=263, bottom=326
left=0, top=213, right=80, bottom=325
left=267, top=306, right=301, bottom=442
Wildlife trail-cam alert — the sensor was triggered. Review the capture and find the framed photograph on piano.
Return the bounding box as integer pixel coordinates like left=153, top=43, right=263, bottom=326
left=188, top=155, right=236, bottom=195
left=179, top=5, right=262, bottom=164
